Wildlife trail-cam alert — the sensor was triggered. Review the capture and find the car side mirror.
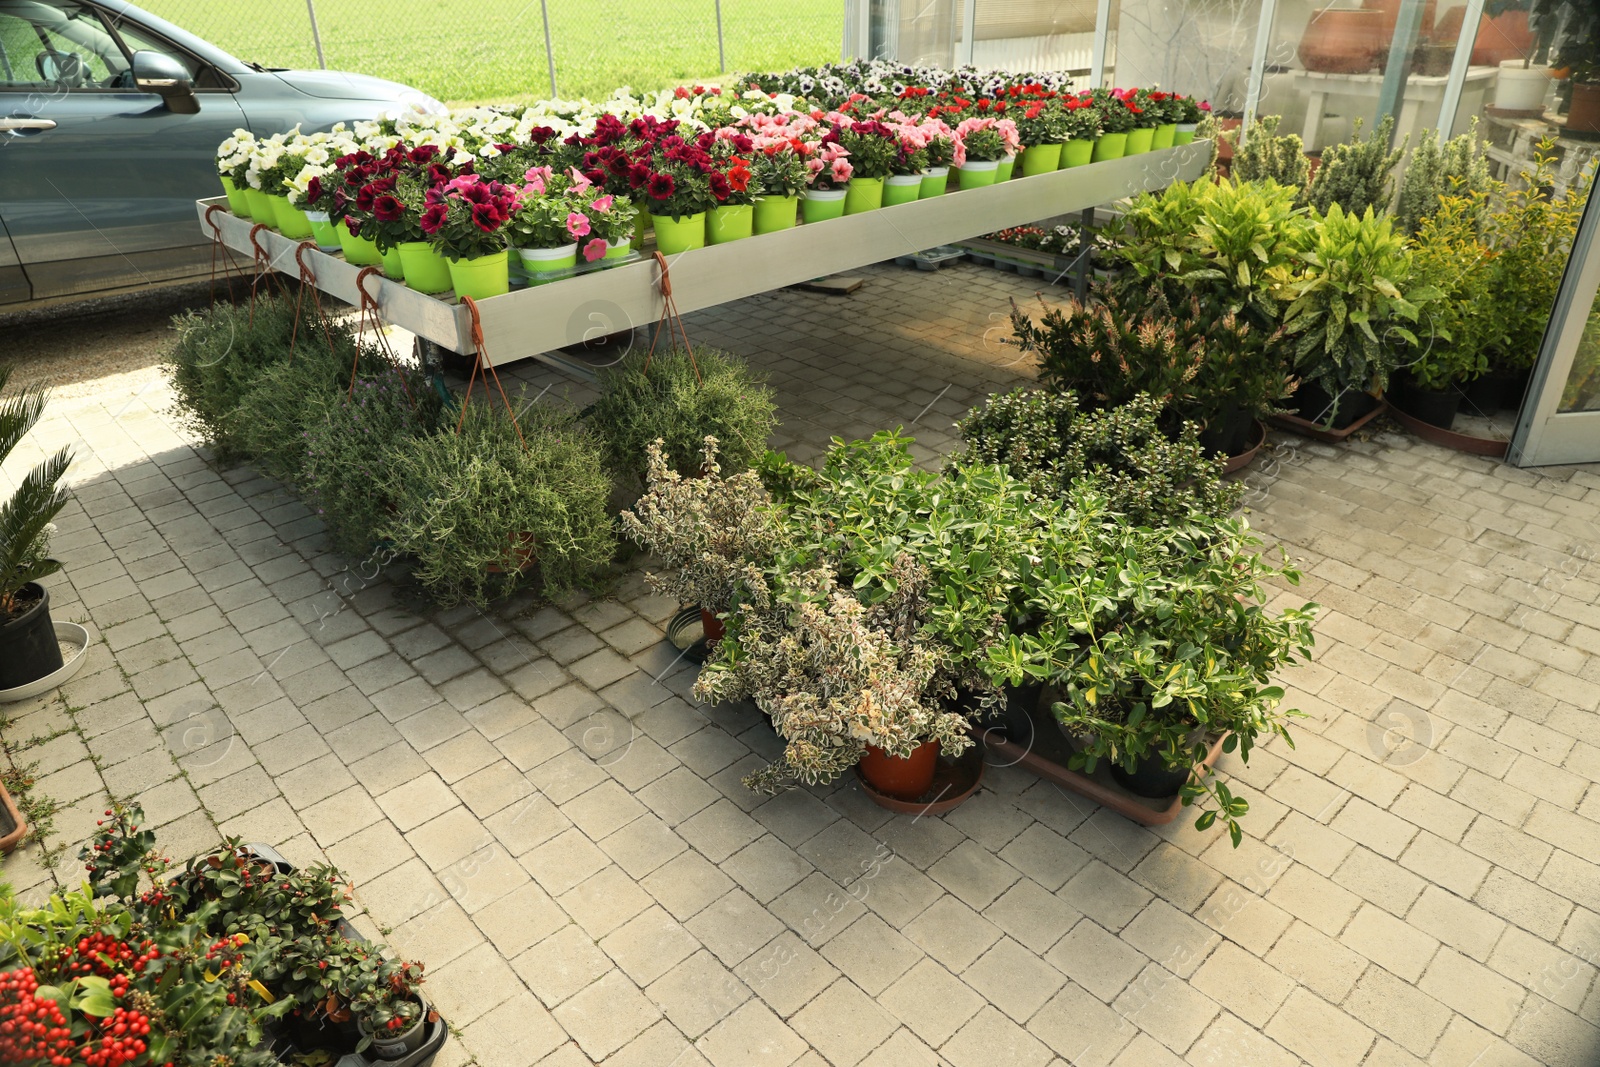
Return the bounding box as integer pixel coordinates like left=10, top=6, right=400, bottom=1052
left=132, top=50, right=199, bottom=114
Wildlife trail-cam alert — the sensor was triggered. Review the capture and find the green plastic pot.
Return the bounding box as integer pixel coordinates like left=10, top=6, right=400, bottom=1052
left=337, top=223, right=382, bottom=266
left=243, top=186, right=275, bottom=225
left=380, top=245, right=405, bottom=281
left=1092, top=132, right=1129, bottom=161
left=918, top=168, right=950, bottom=198
left=707, top=203, right=754, bottom=244
left=1152, top=123, right=1178, bottom=149
left=1020, top=143, right=1062, bottom=176
left=631, top=210, right=652, bottom=251
left=956, top=161, right=1000, bottom=188
left=518, top=243, right=577, bottom=283
left=448, top=251, right=509, bottom=300
left=603, top=238, right=632, bottom=261
left=1126, top=127, right=1155, bottom=155
left=844, top=176, right=884, bottom=214
left=269, top=196, right=313, bottom=239
left=1061, top=139, right=1095, bottom=168
left=996, top=155, right=1016, bottom=182
left=397, top=241, right=450, bottom=293
left=220, top=175, right=250, bottom=217
left=304, top=211, right=341, bottom=252
left=753, top=194, right=799, bottom=233
left=653, top=211, right=706, bottom=254
left=883, top=176, right=922, bottom=206
left=1174, top=123, right=1198, bottom=145
left=802, top=189, right=847, bottom=222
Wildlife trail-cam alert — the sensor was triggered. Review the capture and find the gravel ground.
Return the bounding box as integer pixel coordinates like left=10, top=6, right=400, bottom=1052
left=2, top=281, right=224, bottom=398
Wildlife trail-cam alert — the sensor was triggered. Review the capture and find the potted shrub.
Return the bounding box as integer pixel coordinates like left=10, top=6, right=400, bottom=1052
left=703, top=136, right=757, bottom=243
left=353, top=958, right=430, bottom=1059
left=422, top=174, right=521, bottom=299
left=380, top=402, right=616, bottom=607
left=1089, top=87, right=1139, bottom=160
left=1173, top=95, right=1209, bottom=144
left=164, top=296, right=305, bottom=461
left=507, top=167, right=589, bottom=283
left=1217, top=115, right=1310, bottom=193
left=588, top=346, right=777, bottom=490
left=1301, top=115, right=1406, bottom=218
left=0, top=366, right=71, bottom=692
left=986, top=490, right=1318, bottom=844
left=1393, top=120, right=1494, bottom=236
left=1283, top=203, right=1438, bottom=428
left=622, top=437, right=785, bottom=645
left=1012, top=94, right=1068, bottom=174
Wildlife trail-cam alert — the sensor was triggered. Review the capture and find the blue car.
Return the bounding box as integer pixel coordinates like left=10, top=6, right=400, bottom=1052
left=0, top=0, right=444, bottom=307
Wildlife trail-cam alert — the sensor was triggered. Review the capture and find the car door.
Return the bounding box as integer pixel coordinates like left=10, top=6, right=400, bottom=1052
left=0, top=217, right=26, bottom=304
left=0, top=0, right=246, bottom=300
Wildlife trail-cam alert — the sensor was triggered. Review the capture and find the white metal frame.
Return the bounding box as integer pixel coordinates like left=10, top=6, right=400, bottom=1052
left=198, top=143, right=1213, bottom=370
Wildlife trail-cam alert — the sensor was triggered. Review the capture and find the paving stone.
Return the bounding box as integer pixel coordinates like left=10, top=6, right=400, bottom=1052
left=1264, top=988, right=1377, bottom=1067
left=514, top=925, right=612, bottom=1008
left=688, top=889, right=785, bottom=967
left=942, top=1005, right=1054, bottom=1067
left=695, top=999, right=807, bottom=1067
left=1420, top=948, right=1528, bottom=1034
left=560, top=863, right=653, bottom=939
left=642, top=850, right=738, bottom=922
left=789, top=977, right=898, bottom=1066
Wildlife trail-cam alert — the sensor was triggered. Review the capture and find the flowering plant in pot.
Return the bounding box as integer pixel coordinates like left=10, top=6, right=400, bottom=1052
left=703, top=132, right=758, bottom=242
left=0, top=366, right=71, bottom=693
left=420, top=174, right=520, bottom=298
left=351, top=957, right=430, bottom=1057
left=985, top=489, right=1318, bottom=845
left=830, top=117, right=900, bottom=212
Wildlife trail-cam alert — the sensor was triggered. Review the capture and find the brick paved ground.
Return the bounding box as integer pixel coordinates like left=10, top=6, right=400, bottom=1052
left=4, top=260, right=1600, bottom=1066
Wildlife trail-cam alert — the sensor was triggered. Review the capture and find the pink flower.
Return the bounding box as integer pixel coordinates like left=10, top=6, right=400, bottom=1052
left=830, top=158, right=853, bottom=183
left=566, top=211, right=591, bottom=239
left=568, top=167, right=593, bottom=193
left=582, top=237, right=609, bottom=262
left=592, top=194, right=614, bottom=214
left=523, top=165, right=553, bottom=194
left=805, top=157, right=825, bottom=178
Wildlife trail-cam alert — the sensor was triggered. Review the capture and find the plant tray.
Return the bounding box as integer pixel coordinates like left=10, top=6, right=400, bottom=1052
left=1387, top=404, right=1509, bottom=458
left=893, top=245, right=968, bottom=271
left=972, top=703, right=1229, bottom=826
left=957, top=237, right=1078, bottom=275
left=1268, top=397, right=1388, bottom=443
left=0, top=621, right=91, bottom=704
left=855, top=743, right=985, bottom=815
left=1221, top=420, right=1268, bottom=475
left=0, top=779, right=26, bottom=855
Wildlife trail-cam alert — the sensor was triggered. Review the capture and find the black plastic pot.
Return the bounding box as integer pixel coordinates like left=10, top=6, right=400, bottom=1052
left=1390, top=374, right=1462, bottom=430
left=0, top=583, right=63, bottom=691
left=1109, top=751, right=1195, bottom=799
left=283, top=1012, right=362, bottom=1055
left=1199, top=406, right=1253, bottom=457
left=1463, top=367, right=1531, bottom=413
left=1293, top=382, right=1379, bottom=429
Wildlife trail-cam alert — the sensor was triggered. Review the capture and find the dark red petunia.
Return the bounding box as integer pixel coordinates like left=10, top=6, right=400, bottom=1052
left=373, top=194, right=404, bottom=221
left=707, top=172, right=731, bottom=200
left=419, top=204, right=447, bottom=233
left=647, top=173, right=675, bottom=200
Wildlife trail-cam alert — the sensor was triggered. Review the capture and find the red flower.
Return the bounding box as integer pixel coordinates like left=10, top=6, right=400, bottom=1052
left=708, top=171, right=731, bottom=201
left=647, top=173, right=675, bottom=200
left=419, top=204, right=447, bottom=233
left=373, top=194, right=403, bottom=221
left=471, top=205, right=499, bottom=232
left=305, top=176, right=322, bottom=203
left=727, top=164, right=751, bottom=193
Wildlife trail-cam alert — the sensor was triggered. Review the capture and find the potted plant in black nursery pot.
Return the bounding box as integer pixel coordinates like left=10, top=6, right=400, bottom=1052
left=0, top=365, right=72, bottom=692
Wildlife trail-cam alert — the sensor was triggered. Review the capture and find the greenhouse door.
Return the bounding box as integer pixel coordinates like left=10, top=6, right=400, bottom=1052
left=1511, top=185, right=1600, bottom=467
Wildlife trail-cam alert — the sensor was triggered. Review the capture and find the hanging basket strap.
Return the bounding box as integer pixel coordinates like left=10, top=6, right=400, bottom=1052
left=203, top=205, right=245, bottom=307
left=645, top=251, right=700, bottom=382
left=245, top=223, right=287, bottom=323
left=350, top=266, right=398, bottom=396
left=456, top=295, right=526, bottom=448
left=289, top=241, right=340, bottom=362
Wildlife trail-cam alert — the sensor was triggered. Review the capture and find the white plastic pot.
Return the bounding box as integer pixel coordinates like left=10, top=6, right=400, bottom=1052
left=1495, top=62, right=1552, bottom=111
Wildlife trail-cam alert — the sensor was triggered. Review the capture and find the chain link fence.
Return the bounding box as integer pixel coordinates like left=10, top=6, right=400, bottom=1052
left=137, top=0, right=843, bottom=103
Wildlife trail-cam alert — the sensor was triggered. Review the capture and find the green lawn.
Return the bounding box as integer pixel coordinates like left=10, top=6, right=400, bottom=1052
left=138, top=0, right=843, bottom=103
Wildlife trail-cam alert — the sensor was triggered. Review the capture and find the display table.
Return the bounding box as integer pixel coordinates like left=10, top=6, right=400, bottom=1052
left=1288, top=66, right=1497, bottom=150
left=196, top=140, right=1211, bottom=371
left=1483, top=112, right=1600, bottom=198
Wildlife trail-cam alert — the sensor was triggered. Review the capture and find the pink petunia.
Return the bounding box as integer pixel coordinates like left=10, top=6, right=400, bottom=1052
left=592, top=194, right=614, bottom=214
left=582, top=237, right=609, bottom=262
left=566, top=211, right=591, bottom=239
left=830, top=158, right=853, bottom=183
left=568, top=167, right=593, bottom=193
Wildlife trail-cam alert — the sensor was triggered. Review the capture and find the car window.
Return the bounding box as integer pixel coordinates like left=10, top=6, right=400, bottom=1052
left=0, top=1, right=127, bottom=89
left=104, top=14, right=225, bottom=89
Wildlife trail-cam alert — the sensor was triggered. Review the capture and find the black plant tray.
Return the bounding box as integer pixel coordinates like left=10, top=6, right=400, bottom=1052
left=247, top=844, right=451, bottom=1067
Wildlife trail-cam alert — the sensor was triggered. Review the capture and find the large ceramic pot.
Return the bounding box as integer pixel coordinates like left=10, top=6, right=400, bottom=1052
left=0, top=583, right=63, bottom=691
left=859, top=742, right=938, bottom=800
left=1567, top=82, right=1600, bottom=134
left=1495, top=61, right=1553, bottom=112
left=1298, top=9, right=1385, bottom=73
left=1432, top=7, right=1534, bottom=67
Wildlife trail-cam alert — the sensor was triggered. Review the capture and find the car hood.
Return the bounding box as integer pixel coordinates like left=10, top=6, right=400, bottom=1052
left=270, top=69, right=445, bottom=112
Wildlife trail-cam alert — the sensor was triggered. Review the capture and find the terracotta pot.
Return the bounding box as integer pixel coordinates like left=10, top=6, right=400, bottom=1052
left=1568, top=81, right=1600, bottom=134
left=1431, top=8, right=1534, bottom=67
left=859, top=742, right=938, bottom=800
left=1299, top=9, right=1386, bottom=74
left=1363, top=0, right=1435, bottom=44
left=700, top=607, right=725, bottom=645
left=485, top=532, right=537, bottom=575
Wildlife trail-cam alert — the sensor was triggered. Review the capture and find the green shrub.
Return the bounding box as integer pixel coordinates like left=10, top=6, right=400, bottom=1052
left=1394, top=120, right=1495, bottom=236
left=1303, top=116, right=1405, bottom=218
left=302, top=363, right=444, bottom=558
left=380, top=402, right=616, bottom=607
left=1400, top=194, right=1498, bottom=390
left=952, top=391, right=1242, bottom=524
left=1222, top=115, right=1310, bottom=193
left=163, top=297, right=304, bottom=460
left=590, top=347, right=777, bottom=486
left=228, top=331, right=388, bottom=487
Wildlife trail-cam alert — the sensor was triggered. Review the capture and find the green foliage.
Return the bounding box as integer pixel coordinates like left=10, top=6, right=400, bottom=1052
left=1222, top=115, right=1310, bottom=193
left=1303, top=115, right=1405, bottom=218
left=381, top=402, right=617, bottom=607
left=301, top=363, right=444, bottom=558
left=0, top=365, right=70, bottom=613
left=590, top=347, right=777, bottom=487
left=952, top=391, right=1243, bottom=525
left=1401, top=194, right=1500, bottom=390
left=1111, top=176, right=1311, bottom=330
left=984, top=489, right=1317, bottom=845
left=1283, top=204, right=1434, bottom=402
left=163, top=296, right=304, bottom=460
left=1484, top=142, right=1590, bottom=371
left=228, top=328, right=388, bottom=487
left=1394, top=120, right=1496, bottom=236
